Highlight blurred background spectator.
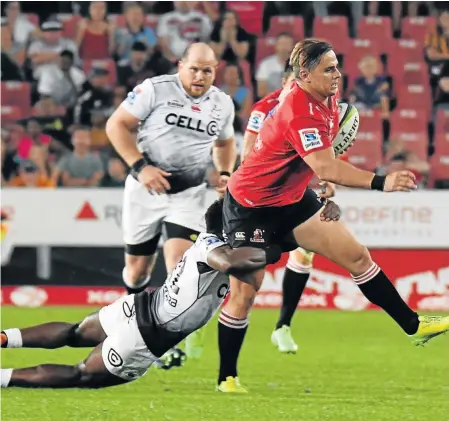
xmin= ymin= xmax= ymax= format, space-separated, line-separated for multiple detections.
xmin=56 ymin=127 xmax=104 ymax=187
xmin=117 ymin=40 xmax=174 ymax=91
xmin=349 ymin=55 xmax=390 ymax=118
xmin=76 ymin=1 xmax=115 ymax=60
xmin=157 ymin=1 xmax=212 ymax=61
xmin=1 ymin=1 xmax=448 ymax=189
xmin=115 ymin=2 xmax=157 ymax=60
xmin=210 ymin=10 xmax=250 ymax=62
xmin=37 ymin=50 xmax=86 ymax=108
xmin=255 ymin=32 xmax=293 ymax=98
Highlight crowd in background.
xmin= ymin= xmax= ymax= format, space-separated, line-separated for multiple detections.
xmin=1 ymin=1 xmax=449 ymax=189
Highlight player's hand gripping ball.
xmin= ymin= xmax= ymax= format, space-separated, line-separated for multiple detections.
xmin=334 ymin=103 xmax=359 ymax=156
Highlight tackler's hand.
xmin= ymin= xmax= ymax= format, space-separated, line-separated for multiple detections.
xmin=320 ymin=199 xmax=341 ymax=222
xmin=215 ymin=174 xmax=230 ymax=198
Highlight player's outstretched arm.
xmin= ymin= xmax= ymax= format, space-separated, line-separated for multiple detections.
xmin=207 ymin=245 xmax=282 ymax=287
xmin=303 ymin=148 xmax=417 ymax=192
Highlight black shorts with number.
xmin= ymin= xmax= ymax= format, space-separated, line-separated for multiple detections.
xmin=222 ymin=188 xmax=323 ymax=251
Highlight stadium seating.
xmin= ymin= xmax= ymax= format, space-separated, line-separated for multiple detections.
xmin=313 ymin=16 xmax=351 ymax=55
xmin=255 ymin=37 xmax=277 ymax=68
xmin=428 ymin=154 xmax=449 ymax=187
xmin=395 ymin=84 xmax=432 ymax=119
xmin=346 ymin=131 xmax=383 ymax=171
xmin=357 ymin=17 xmax=393 ymax=54
xmin=267 ymin=16 xmax=304 ymax=40
xmin=1 ymin=106 xmax=24 ymax=124
xmin=1 ymin=82 xmax=31 ymax=116
xmin=401 ymin=16 xmax=437 ymax=45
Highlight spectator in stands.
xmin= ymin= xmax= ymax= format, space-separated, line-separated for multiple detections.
xmin=74 ymin=68 xmax=113 ymax=127
xmin=434 ymin=60 xmax=449 ymax=111
xmin=157 ymin=1 xmax=213 ymax=61
xmin=219 ymin=62 xmax=252 ymax=120
xmin=56 ymin=128 xmax=104 ymax=188
xmin=4 ymin=1 xmax=38 ymax=47
xmin=1 ymin=128 xmax=20 ymax=182
xmin=314 ymin=1 xmax=363 ymax=37
xmin=1 ymin=16 xmax=26 ymax=68
xmin=89 ymin=109 xmax=109 ymax=151
xmin=117 ymin=41 xmax=174 ymax=92
xmin=27 ymin=21 xmax=78 ymax=79
xmin=37 ymin=50 xmax=86 ymax=108
xmin=7 ymin=159 xmax=54 ymax=188
xmin=349 ymin=56 xmax=390 ymax=119
xmin=17 ymin=118 xmax=67 ymax=161
xmin=256 ymin=32 xmax=293 ymax=99
xmin=425 ymin=8 xmax=449 ymax=65
xmin=115 ymin=2 xmax=157 ymax=60
xmin=76 ymin=1 xmax=115 ymax=60
xmin=101 ymin=157 xmax=128 ymax=187
xmin=112 ymin=86 xmax=126 ymax=108
xmin=33 ymin=97 xmax=67 ymax=118
xmin=209 ymin=10 xmax=250 ymax=62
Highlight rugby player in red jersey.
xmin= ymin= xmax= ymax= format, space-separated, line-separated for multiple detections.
xmin=241 ymin=62 xmax=341 ymax=354
xmin=215 ymin=39 xmax=449 ymax=393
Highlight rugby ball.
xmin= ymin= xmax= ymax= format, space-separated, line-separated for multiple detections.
xmin=334 ymin=103 xmax=359 ymax=155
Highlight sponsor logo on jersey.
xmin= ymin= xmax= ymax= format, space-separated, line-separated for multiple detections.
xmin=167 ymin=100 xmax=184 ymax=108
xmin=247 ymin=111 xmax=265 ymax=133
xmin=191 ymin=104 xmax=201 ymax=112
xmin=250 ymin=228 xmax=265 ymax=243
xmin=298 ymin=128 xmax=323 ymax=151
xmin=165 ymin=113 xmax=218 ymax=136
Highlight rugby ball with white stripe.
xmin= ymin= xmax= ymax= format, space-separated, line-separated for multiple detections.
xmin=334 ymin=103 xmax=359 ymax=155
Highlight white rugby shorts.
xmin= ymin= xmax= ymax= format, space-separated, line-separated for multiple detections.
xmin=122 ymin=175 xmax=212 ymax=246
xmin=99 ymin=295 xmax=157 ymax=381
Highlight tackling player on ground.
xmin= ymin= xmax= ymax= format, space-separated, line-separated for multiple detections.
xmin=0 ymin=200 xmax=285 ymax=389
xmin=215 ymin=39 xmax=449 ymax=393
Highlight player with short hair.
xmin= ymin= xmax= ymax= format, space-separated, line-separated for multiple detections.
xmin=105 ymin=43 xmax=236 ymax=358
xmin=0 ymin=199 xmax=285 ymax=389
xmin=215 ymin=39 xmax=449 ymax=393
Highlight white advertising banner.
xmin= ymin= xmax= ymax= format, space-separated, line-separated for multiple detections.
xmin=1 ymin=188 xmax=449 ymax=248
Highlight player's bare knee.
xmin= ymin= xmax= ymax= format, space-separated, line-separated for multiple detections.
xmin=348 ymin=246 xmax=372 ymax=276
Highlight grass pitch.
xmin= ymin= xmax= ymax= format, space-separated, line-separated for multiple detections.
xmin=1 ymin=307 xmax=448 ymax=421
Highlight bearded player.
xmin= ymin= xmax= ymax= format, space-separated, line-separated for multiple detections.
xmin=215 ymin=39 xmax=449 ymax=393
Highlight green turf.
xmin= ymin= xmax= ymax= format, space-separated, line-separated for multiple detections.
xmin=1 ymin=307 xmax=448 ymax=421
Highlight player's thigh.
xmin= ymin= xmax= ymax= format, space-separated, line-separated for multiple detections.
xmin=100 ymin=314 xmax=156 ymax=382
xmin=122 ymin=175 xmax=166 ymax=256
xmin=77 ymin=343 xmax=129 ymax=388
xmin=291 ymin=211 xmax=371 ymax=275
xmin=76 ymin=311 xmax=108 ymax=346
xmin=98 ymin=295 xmax=136 ymax=337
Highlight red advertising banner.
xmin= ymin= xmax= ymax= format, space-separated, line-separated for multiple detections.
xmin=2 ymin=250 xmax=448 ymax=311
